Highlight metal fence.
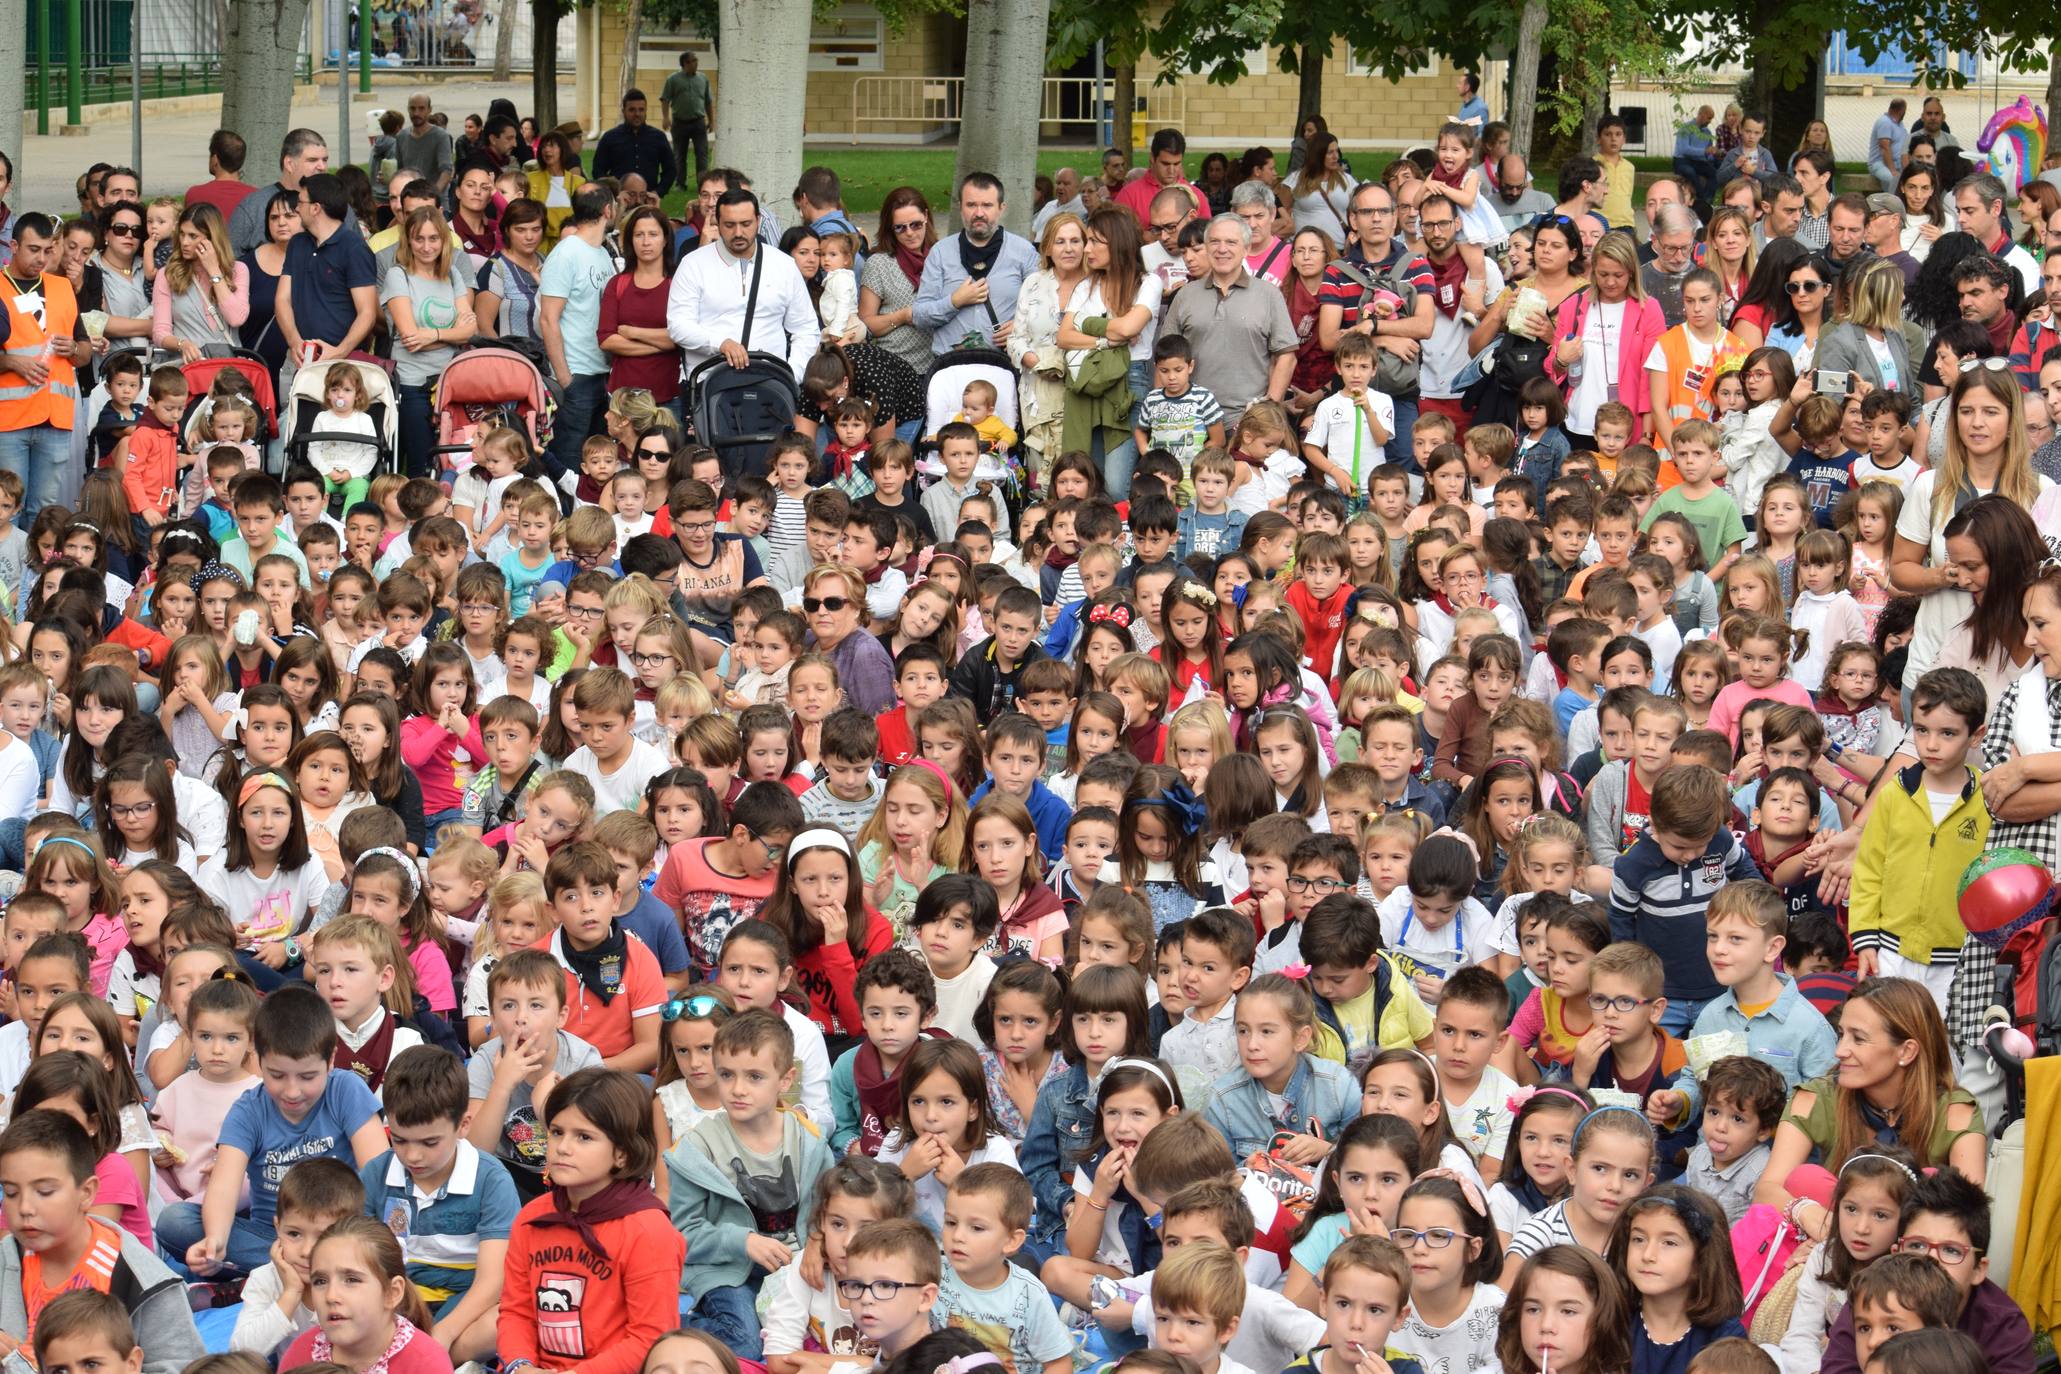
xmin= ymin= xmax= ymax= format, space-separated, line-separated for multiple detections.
xmin=317 ymin=0 xmax=574 ymax=71
xmin=26 ymin=0 xmax=268 ymax=131
xmin=848 ymin=74 xmax=1186 ymax=142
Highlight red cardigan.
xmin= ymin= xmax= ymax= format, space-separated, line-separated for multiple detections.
xmin=793 ymin=909 xmax=894 ymax=1039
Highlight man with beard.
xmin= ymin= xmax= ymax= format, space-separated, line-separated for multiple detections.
xmin=1492 ymin=154 xmax=1555 ymax=234
xmin=911 ymin=173 xmax=1039 ymax=353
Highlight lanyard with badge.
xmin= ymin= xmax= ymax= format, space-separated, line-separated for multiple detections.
xmin=1397 ymin=902 xmax=1464 ymax=980
xmin=3 ymin=271 xmax=45 ymax=332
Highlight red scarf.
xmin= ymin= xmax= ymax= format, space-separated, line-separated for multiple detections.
xmin=1427 ymin=249 xmax=1469 ymax=319
xmin=533 ymin=1179 xmax=667 ymax=1260
xmin=895 ymin=242 xmax=929 ymax=288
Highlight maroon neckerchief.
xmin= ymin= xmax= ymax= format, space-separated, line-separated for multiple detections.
xmin=532 ymin=1179 xmax=667 ymax=1260
xmin=1044 ymin=546 xmax=1076 ymax=572
xmin=334 ymin=1009 xmax=398 ymax=1092
xmin=1427 ymin=249 xmax=1468 ymax=319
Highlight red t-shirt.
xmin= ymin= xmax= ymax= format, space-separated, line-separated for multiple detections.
xmin=877 ymin=705 xmax=916 ymax=768
xmin=543 ymin=928 xmax=665 ymax=1059
xmin=183 ymin=179 xmax=256 ymax=219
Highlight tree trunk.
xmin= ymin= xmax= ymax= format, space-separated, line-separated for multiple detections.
xmin=717 ymin=0 xmax=811 ymax=219
xmin=618 ymin=0 xmax=644 ymax=108
xmin=492 ymin=0 xmax=519 ymax=82
xmin=1765 ymin=48 xmax=1821 ymax=163
xmin=530 ymin=1 xmax=559 ymax=131
xmin=1580 ymin=82 xmax=1607 ymax=155
xmin=1113 ymin=63 xmax=1134 ymax=161
xmin=1294 ymin=40 xmax=1323 ymax=145
xmin=957 ymin=0 xmax=1052 ymax=238
xmin=1507 ymin=0 xmax=1548 ymax=162
xmin=221 ymin=0 xmax=316 ymax=178
xmin=0 ymin=0 xmax=19 ymax=203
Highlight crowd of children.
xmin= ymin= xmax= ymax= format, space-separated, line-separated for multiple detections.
xmin=0 ymin=185 xmax=2045 ymax=1374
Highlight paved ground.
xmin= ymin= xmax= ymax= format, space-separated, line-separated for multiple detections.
xmin=13 ymin=78 xmax=570 ymax=209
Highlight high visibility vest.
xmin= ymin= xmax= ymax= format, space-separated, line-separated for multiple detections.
xmin=1657 ymin=325 xmax=1745 ymax=426
xmin=0 ymin=272 xmax=78 ymax=432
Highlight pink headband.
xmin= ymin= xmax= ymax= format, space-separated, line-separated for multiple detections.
xmin=907 ymin=758 xmax=955 ymax=803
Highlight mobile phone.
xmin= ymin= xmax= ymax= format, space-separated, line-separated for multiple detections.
xmin=1815 ymin=369 xmax=1851 ymax=395
xmin=1089 ymin=1275 xmax=1125 ymax=1311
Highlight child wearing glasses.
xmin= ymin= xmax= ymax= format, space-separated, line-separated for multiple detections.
xmin=1564 ymin=944 xmax=1688 ymax=1146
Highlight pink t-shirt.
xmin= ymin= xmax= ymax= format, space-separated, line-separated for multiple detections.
xmin=406 ymin=935 xmax=457 ymax=1014
xmin=77 ymin=912 xmax=128 ymax=1000
xmin=94 ymin=1151 xmax=150 ymax=1248
xmin=151 ymin=1070 xmax=262 ymax=1202
xmin=1706 ymin=677 xmax=1816 ymax=746
xmin=654 ymin=837 xmax=779 ymax=975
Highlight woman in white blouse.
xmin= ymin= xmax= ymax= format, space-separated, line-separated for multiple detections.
xmin=1008 ymin=212 xmax=1090 ymax=492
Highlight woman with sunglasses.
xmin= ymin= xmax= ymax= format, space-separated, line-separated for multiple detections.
xmin=89 ymin=201 xmax=153 ymax=349
xmin=1725 ymin=235 xmax=1808 ymax=350
xmin=803 ymin=564 xmax=895 ymax=716
xmin=860 ymin=186 xmax=940 ymax=371
xmin=1765 ymin=252 xmax=1833 ymax=369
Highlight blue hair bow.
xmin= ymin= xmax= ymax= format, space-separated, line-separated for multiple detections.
xmin=1138 ymin=780 xmax=1208 ymax=837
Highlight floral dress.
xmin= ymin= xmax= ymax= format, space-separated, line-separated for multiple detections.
xmin=979 ymin=1048 xmax=1068 ymax=1145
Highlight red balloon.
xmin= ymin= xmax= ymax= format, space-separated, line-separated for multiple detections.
xmin=1958 ymin=858 xmax=2055 ymax=947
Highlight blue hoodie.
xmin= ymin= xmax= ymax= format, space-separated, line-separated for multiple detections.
xmin=969 ymin=776 xmax=1070 ymax=863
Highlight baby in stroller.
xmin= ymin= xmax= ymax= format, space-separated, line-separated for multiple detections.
xmin=918 ymin=378 xmax=1017 ymax=491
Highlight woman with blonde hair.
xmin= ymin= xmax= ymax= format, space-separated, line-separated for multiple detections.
xmin=383 ymin=204 xmax=476 ymax=477
xmin=1009 ymin=210 xmax=1089 ymax=486
xmin=153 ymin=203 xmax=247 ymax=361
xmin=1537 ymin=229 xmax=1665 ymax=445
xmin=1891 ymin=362 xmax=2047 ymax=590
xmin=1701 ymin=204 xmax=1757 ymax=323
xmin=1814 ymin=258 xmax=1913 ymax=393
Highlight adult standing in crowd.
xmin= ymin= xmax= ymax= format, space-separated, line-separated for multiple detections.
xmin=1641 ymin=204 xmax=1699 ymax=326
xmin=1892 ymin=365 xmax=2049 ymax=608
xmin=1032 ymin=167 xmax=1084 ymax=239
xmin=152 ymin=204 xmax=249 ymax=363
xmin=528 ymin=132 xmax=586 ymax=237
xmin=804 ymin=564 xmax=895 ymax=716
xmin=473 ymin=199 xmax=547 ymax=340
xmin=1812 ymin=257 xmax=1914 ymax=394
xmin=592 ymin=90 xmax=675 ymax=199
xmin=1871 ymin=98 xmax=1911 ymax=192
xmin=1897 ymin=495 xmax=2041 ymax=712
xmin=539 ymin=186 xmax=622 ymax=475
xmin=184 ymin=130 xmax=255 ymax=220
xmin=1766 ymin=251 xmax=1834 ymax=368
xmin=1416 ymin=188 xmax=1504 ymax=429
xmin=238 ymin=190 xmax=301 ymax=377
xmin=0 ymin=214 xmax=86 ymax=520
xmin=661 ymin=53 xmax=713 ymax=188
xmin=383 ymin=206 xmax=477 ymax=476
xmin=1535 ymin=228 xmax=1661 ymax=446
xmin=667 ymin=189 xmax=820 ymax=381
xmin=1114 ymin=129 xmax=1207 ymax=231
xmin=448 ymin=162 xmax=501 ymax=260
xmin=858 ymin=188 xmax=939 ymax=373
xmin=1232 ymin=180 xmax=1291 ymax=286
xmin=397 ymin=94 xmax=456 ymax=195
xmin=1281 ymin=226 xmax=1338 ymax=414
xmin=1057 ymin=205 xmax=1158 ymax=496
xmin=276 ymin=174 xmax=379 ymax=390
xmin=1915 ymin=95 xmax=1962 ymax=152
xmin=1009 ymin=211 xmax=1088 ymax=488
xmin=1317 ymin=181 xmax=1435 ymax=467
xmin=1955 ymin=173 xmax=2040 ymax=292
xmin=1287 ymin=133 xmax=1357 ymax=240
xmin=601 ymin=205 xmax=687 ymax=420
xmin=1162 ymin=214 xmax=1297 ymax=433
xmin=912 ymin=174 xmax=1037 ymax=355
xmin=89 ymin=200 xmax=155 ymax=351
xmin=230 ymin=129 xmax=355 ymax=256
xmin=795 ymin=342 xmax=924 ymax=450
xmin=1490 ymin=156 xmax=1555 ymax=233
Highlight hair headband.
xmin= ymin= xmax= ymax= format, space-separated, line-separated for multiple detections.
xmin=1637 ymin=1191 xmax=1714 ymax=1243
xmin=35 ymin=835 xmax=97 ymax=863
xmin=189 ymin=561 xmax=244 ymax=597
xmin=906 ymin=758 xmax=955 ymax=803
xmin=934 ymin=1355 xmax=1003 ymax=1374
xmin=785 ymin=828 xmax=852 ymax=873
xmin=1575 ymin=1104 xmax=1649 ymax=1137
xmin=1840 ymin=1152 xmax=1919 ymax=1183
xmin=1103 ymin=1057 xmax=1175 ymax=1098
xmin=1506 ymin=1085 xmax=1591 ymax=1116
xmin=358 ymin=846 xmax=420 ymax=902
xmin=1402 ymin=1046 xmax=1441 ymax=1094
xmin=235 ymin=770 xmax=293 ymax=809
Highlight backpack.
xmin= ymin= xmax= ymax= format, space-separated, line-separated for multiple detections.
xmin=1731 ymin=1204 xmax=1807 ymax=1330
xmin=1326 ymin=257 xmax=1422 ymax=396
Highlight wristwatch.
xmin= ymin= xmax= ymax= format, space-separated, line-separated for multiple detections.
xmin=209 ymin=274 xmax=223 ymax=284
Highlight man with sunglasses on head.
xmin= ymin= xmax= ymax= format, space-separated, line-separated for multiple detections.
xmin=1316 ymin=180 xmax=1436 ymax=472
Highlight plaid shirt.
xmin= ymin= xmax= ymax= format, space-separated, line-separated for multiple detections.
xmin=1535 ymin=551 xmax=1581 ymax=606
xmin=1945 ymin=673 xmax=2061 ymax=1054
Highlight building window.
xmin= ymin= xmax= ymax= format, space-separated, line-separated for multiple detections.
xmin=1346 ymin=50 xmax=1440 ymax=79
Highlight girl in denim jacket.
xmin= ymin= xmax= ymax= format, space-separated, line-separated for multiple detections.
xmin=1019 ymin=964 xmax=1151 ymax=1264
xmin=1204 ymin=971 xmax=1361 ymax=1160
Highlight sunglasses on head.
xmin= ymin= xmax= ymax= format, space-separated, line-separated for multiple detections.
xmin=1960 ymin=356 xmax=2012 ymax=373
xmin=1785 ymin=279 xmax=1826 ymax=293
xmin=661 ymin=994 xmax=724 ymax=1022
xmin=802 ymin=595 xmax=852 ymax=613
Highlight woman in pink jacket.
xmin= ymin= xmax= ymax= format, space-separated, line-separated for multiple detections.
xmin=1543 ymin=230 xmax=1667 ymax=446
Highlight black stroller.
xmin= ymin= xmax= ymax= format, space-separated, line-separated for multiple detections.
xmin=685 ymin=254 xmax=800 ymax=479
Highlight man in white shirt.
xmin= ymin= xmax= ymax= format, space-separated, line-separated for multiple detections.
xmin=1417 ymin=189 xmax=1505 ymax=420
xmin=666 ymin=188 xmax=820 ymax=377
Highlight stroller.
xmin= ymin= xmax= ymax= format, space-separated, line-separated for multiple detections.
xmin=280 ymin=358 xmax=400 ymax=497
xmin=914 ymin=345 xmax=1025 ymax=519
xmin=177 ymin=349 xmax=281 ymax=451
xmin=431 ymin=342 xmax=557 ymax=474
xmin=688 ymin=348 xmax=798 ymax=481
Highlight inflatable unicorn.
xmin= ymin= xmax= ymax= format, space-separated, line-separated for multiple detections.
xmin=1975 ymin=95 xmax=2047 ymax=193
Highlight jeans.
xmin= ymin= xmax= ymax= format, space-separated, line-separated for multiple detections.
xmin=422 ymin=806 xmax=466 ymax=851
xmin=547 ymin=372 xmax=610 ymax=481
xmin=1672 ymin=155 xmax=1719 ymax=206
xmin=0 ymin=423 xmax=70 ymax=521
xmin=156 ymin=1202 xmax=277 ymax=1276
xmin=398 ymin=381 xmax=435 ymax=478
xmin=1659 ymin=996 xmax=1708 ymax=1037
xmin=686 ymin=1279 xmax=764 ymax=1360
xmin=673 ymin=119 xmax=710 ymax=184
xmin=1384 ymin=395 xmax=1420 ymax=473
xmin=1094 ymin=357 xmax=1154 ymax=499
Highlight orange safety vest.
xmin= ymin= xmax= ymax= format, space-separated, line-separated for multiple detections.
xmin=0 ymin=271 xmax=78 ymax=432
xmin=1656 ymin=324 xmax=1746 ymax=427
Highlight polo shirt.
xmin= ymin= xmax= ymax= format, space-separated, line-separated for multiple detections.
xmin=361 ymin=1140 xmax=521 ymax=1284
xmin=1160 ymin=269 xmax=1297 ymax=425
xmin=544 ymin=926 xmax=665 ymax=1058
xmin=283 ymin=226 xmax=379 ymax=350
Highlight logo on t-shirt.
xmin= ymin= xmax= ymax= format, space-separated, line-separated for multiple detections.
xmin=536 ymin=1273 xmax=588 ymax=1358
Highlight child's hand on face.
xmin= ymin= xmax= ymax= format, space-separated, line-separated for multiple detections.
xmin=270 ymin=1237 xmax=304 ymax=1306
xmin=933 ymin=1138 xmax=968 ymax=1187
xmin=900 ymin=1133 xmax=946 ymax=1180
xmin=1573 ymin=1023 xmax=1612 ymax=1079
xmin=1092 ymin=1144 xmax=1134 ymax=1201
xmin=1344 ymin=1196 xmax=1388 ymax=1238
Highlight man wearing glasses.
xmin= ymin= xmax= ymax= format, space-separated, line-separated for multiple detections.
xmin=1417 ymin=187 xmax=1505 ymax=427
xmin=1315 ymin=181 xmax=1436 ymax=471
xmin=1141 ymin=185 xmax=1199 ymax=291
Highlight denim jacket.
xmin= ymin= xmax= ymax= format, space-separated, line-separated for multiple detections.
xmin=1021 ymin=1060 xmax=1099 ymax=1231
xmin=1204 ymin=1053 xmax=1360 ymax=1158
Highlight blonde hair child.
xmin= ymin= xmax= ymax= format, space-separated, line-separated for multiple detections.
xmin=1358 ymin=810 xmax=1430 ymax=904
xmin=1491 ymin=814 xmax=1592 ymax=976
xmin=1165 ymin=700 xmax=1233 ymax=794
xmin=1072 ymin=887 xmax=1154 ymax=983
xmin=855 ymin=764 xmax=969 ymax=942
xmin=463 ymin=871 xmax=552 ymax=1048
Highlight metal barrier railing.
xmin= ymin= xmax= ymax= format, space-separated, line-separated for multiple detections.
xmin=848 ymin=74 xmax=1185 ymax=142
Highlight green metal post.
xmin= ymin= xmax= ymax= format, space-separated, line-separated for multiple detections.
xmin=63 ymin=0 xmax=81 ymax=127
xmin=359 ymin=0 xmax=371 ymax=92
xmin=36 ymin=0 xmax=49 ymax=136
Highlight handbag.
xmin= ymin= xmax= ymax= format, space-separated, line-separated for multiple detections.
xmin=1327 ymin=258 xmax=1421 ymax=395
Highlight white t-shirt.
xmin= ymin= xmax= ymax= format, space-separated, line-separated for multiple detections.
xmin=1850 ymin=452 xmax=1922 ymax=494
xmin=1305 ymin=390 xmax=1396 ymax=495
xmin=1896 ymin=468 xmax=2054 ymax=564
xmin=0 ymin=735 xmax=36 ymax=819
xmin=1230 ymin=448 xmax=1305 ymax=516
xmin=562 ymin=738 xmax=669 ymax=816
xmin=195 ymin=854 xmax=329 ymax=940
xmin=1393 ymin=1283 xmax=1507 ymax=1374
xmin=1067 ymin=273 xmax=1165 ymax=364
xmin=1446 ymin=1065 xmax=1518 ymax=1165
xmin=1376 ymin=889 xmax=1500 ymax=983
xmin=1567 ymin=299 xmax=1628 ymax=434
